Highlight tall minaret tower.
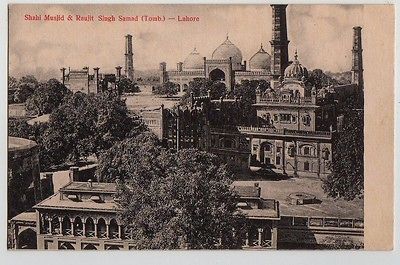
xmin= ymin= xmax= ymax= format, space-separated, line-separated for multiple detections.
xmin=125 ymin=34 xmax=134 ymax=81
xmin=351 ymin=26 xmax=364 ymax=90
xmin=270 ymin=4 xmax=290 ymax=88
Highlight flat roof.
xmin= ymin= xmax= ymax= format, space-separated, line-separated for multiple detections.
xmin=34 ymin=192 xmax=119 ymax=212
xmin=61 ymin=181 xmax=117 ymax=193
xmin=11 ymin=211 xmax=36 ymax=223
xmin=8 ymin=136 xmax=37 ymax=151
xmin=233 ymin=178 xmax=364 ymax=219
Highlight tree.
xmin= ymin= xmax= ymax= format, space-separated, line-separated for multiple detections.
xmin=322 ymin=109 xmax=364 ymax=200
xmin=233 ymin=79 xmax=269 ymax=125
xmin=117 ymin=77 xmax=140 ymax=94
xmin=96 ymin=135 xmax=245 ymax=249
xmin=152 ymin=81 xmax=179 ymax=97
xmin=8 ymin=76 xmax=19 ymax=104
xmin=306 ymin=69 xmax=339 ymax=91
xmin=180 ymin=78 xmax=227 ymax=107
xmin=13 ymin=75 xmax=39 ymax=103
xmin=39 ymin=91 xmax=146 ymax=168
xmin=26 ymin=79 xmax=71 ymax=116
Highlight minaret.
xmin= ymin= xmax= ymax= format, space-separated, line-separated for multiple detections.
xmin=125 ymin=34 xmax=134 ymax=81
xmin=351 ymin=26 xmax=364 ymax=90
xmin=270 ymin=4 xmax=290 ymax=87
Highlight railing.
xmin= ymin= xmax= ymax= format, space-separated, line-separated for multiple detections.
xmin=279 ymin=216 xmax=364 ymax=229
xmin=110 ymin=231 xmax=119 ymax=239
xmin=98 ymin=231 xmax=108 ymax=239
xmin=237 ymin=126 xmax=332 ymax=138
xmin=257 ymin=96 xmax=317 ymax=105
xmin=86 ymin=230 xmax=95 ymax=238
xmin=75 ymin=229 xmax=84 ymax=236
xmin=63 ymin=228 xmax=72 ymax=236
xmin=261 ymin=240 xmax=272 ymax=248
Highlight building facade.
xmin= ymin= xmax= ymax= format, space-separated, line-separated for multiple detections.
xmin=13 ymin=180 xmax=280 ymax=250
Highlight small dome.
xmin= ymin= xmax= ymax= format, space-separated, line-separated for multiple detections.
xmin=183 ymin=47 xmax=203 ymax=70
xmin=249 ymin=44 xmax=271 ymax=71
xmin=284 ymin=51 xmax=308 ymax=80
xmin=212 ymin=36 xmax=243 ymax=70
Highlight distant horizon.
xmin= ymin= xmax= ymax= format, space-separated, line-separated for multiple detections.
xmin=9 ymin=4 xmax=365 ymax=81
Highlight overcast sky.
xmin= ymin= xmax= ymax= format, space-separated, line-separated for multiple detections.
xmin=9 ymin=4 xmax=365 ymax=81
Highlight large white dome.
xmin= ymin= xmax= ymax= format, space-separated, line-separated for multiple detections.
xmin=212 ymin=36 xmax=243 ymax=69
xmin=249 ymin=44 xmax=271 ymax=71
xmin=183 ymin=47 xmax=203 ymax=70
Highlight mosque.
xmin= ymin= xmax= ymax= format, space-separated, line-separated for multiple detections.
xmin=159 ymin=39 xmax=274 ymax=93
xmin=158 ymin=5 xmax=290 ymax=92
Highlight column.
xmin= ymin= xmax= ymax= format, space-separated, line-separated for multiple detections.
xmin=106 ymin=223 xmax=110 ymax=239
xmin=59 ymin=217 xmax=63 ymax=235
xmin=118 ymin=225 xmax=122 ymax=239
xmin=48 ymin=218 xmax=52 ymax=234
xmin=71 ymin=218 xmax=74 ymax=236
xmin=257 ymin=228 xmax=263 ymax=246
xmin=83 ymin=220 xmax=86 ymax=237
xmin=245 ymin=232 xmax=249 ymax=247
xmin=94 ymin=222 xmax=98 ymax=237
xmin=271 ymin=225 xmax=278 ymax=249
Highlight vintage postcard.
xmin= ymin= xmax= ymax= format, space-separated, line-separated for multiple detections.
xmin=6 ymin=3 xmax=394 ymax=251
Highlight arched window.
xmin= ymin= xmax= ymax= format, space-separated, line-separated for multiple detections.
xmin=304 ymin=161 xmax=310 ymax=171
xmin=42 ymin=216 xmax=50 ymax=234
xmin=62 ymin=216 xmax=72 ymax=236
xmin=97 ymin=218 xmax=107 ymax=238
xmin=74 ymin=217 xmax=84 ymax=236
xmin=109 ymin=219 xmax=119 ymax=239
xmin=85 ymin=218 xmax=95 ymax=237
xmin=51 ymin=217 xmax=60 ymax=235
xmin=303 ymin=146 xmax=310 ymax=156
xmin=322 ymin=148 xmax=330 ymax=160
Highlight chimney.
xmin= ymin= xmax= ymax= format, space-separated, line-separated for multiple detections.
xmin=125 ymin=34 xmax=134 ymax=81
xmin=69 ymin=166 xmax=79 ymax=182
xmin=159 ymin=62 xmax=167 ymax=84
xmin=115 ymin=66 xmax=122 ymax=79
xmin=270 ymin=5 xmax=290 ymax=88
xmin=60 ymin=67 xmax=66 ymax=85
xmin=93 ymin=67 xmax=99 ymax=91
xmin=177 ymin=62 xmax=183 ymax=72
xmin=351 ymin=26 xmax=364 ymax=90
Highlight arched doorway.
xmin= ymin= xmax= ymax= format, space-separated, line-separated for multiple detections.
xmin=209 ymin=68 xmax=225 ymax=82
xmin=259 ymin=142 xmax=273 ymax=165
xmin=17 ymin=228 xmax=37 ymax=249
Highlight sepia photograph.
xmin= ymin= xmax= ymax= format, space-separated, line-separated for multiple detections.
xmin=6 ymin=3 xmax=394 ymax=252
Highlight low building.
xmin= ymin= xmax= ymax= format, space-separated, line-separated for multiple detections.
xmin=10 ymin=180 xmax=280 ymax=250
xmin=8 ymin=137 xmax=41 ymax=219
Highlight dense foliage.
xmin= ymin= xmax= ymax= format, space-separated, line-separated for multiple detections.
xmin=152 ymin=81 xmax=179 ymax=97
xmin=322 ymin=109 xmax=364 ymax=200
xmin=9 ymin=91 xmax=146 ymax=170
xmin=117 ymin=77 xmax=140 ymax=94
xmin=233 ymin=79 xmax=269 ymax=125
xmin=96 ymin=133 xmax=245 ymax=249
xmin=26 ymin=79 xmax=71 ymax=115
xmin=180 ymin=78 xmax=227 ymax=106
xmin=9 ymin=75 xmax=39 ymax=103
